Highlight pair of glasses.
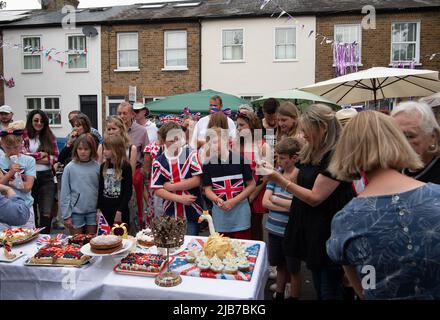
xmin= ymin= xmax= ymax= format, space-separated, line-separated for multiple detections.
xmin=33 ymin=119 xmax=44 ymax=124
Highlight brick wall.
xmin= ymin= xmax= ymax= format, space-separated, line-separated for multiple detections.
xmin=101 ymin=22 xmax=200 ymax=126
xmin=316 ymin=10 xmax=440 ymax=82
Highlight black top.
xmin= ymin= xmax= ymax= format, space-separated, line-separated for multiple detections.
xmin=284 ymin=152 xmax=355 ymax=270
xmin=402 ymin=156 xmax=440 ymax=184
xmin=58 ymin=134 xmax=100 ymax=166
xmin=202 ymin=151 xmax=253 ymax=201
xmin=97 ymin=161 xmax=133 ymax=217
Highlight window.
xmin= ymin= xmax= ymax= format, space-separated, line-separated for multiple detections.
xmin=117 ymin=33 xmax=138 ymax=69
xmin=222 ymin=29 xmax=243 ymax=61
xmin=144 ymin=97 xmax=165 ymax=104
xmin=164 ymin=31 xmax=187 ymax=69
xmin=67 ymin=35 xmax=87 ymax=69
xmin=275 ymin=28 xmax=296 ymax=60
xmin=107 ymin=96 xmax=125 ymax=116
xmin=391 ymin=22 xmax=420 ymax=63
xmin=26 ymin=97 xmax=61 ymax=125
xmin=241 ymin=96 xmax=263 ymax=101
xmin=22 ymin=36 xmax=42 ymax=71
xmin=334 ymin=24 xmax=362 ymax=64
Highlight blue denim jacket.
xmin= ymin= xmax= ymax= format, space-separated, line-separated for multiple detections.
xmin=327 ymin=183 xmax=440 ymax=299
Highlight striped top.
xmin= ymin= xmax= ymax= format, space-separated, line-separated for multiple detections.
xmin=265 ymin=181 xmax=292 ymax=237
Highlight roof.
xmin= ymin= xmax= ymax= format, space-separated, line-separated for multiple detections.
xmin=1 ymin=0 xmax=440 ymax=28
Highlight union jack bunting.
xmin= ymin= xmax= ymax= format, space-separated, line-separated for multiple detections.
xmin=150 ymin=146 xmax=203 ymax=221
xmin=211 ymin=174 xmax=245 ymax=201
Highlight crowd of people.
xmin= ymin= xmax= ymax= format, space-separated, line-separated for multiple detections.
xmin=0 ymin=94 xmax=440 ymax=300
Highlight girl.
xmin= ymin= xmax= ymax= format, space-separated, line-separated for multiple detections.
xmin=58 ymin=114 xmax=98 ymax=167
xmin=202 ymin=127 xmax=256 ymax=240
xmin=276 ymin=102 xmax=300 ymax=142
xmin=97 ymin=135 xmax=133 ymax=227
xmin=235 ymin=111 xmax=272 ymax=241
xmin=24 ymin=110 xmax=59 ymax=233
xmin=60 ymin=134 xmax=100 ymax=235
xmin=0 ymin=121 xmax=36 ymax=229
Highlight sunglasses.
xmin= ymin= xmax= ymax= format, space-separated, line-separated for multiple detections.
xmin=237 ymin=111 xmax=250 ymax=120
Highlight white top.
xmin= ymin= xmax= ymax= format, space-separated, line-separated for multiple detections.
xmin=190 ymin=115 xmax=237 ymax=148
xmin=144 ymin=120 xmax=158 ymax=144
xmin=29 ymin=138 xmax=51 ymax=171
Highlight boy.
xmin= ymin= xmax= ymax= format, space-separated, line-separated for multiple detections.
xmin=262 ymin=98 xmax=279 ymax=149
xmin=150 ymin=122 xmax=204 ymax=235
xmin=202 ymin=127 xmax=256 ymax=239
xmin=0 ymin=121 xmax=36 ymax=229
xmin=263 ymin=137 xmax=301 ymax=300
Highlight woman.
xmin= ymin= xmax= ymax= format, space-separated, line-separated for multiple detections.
xmin=259 ymin=104 xmax=355 ymax=300
xmin=58 ymin=114 xmax=98 ymax=167
xmin=276 ymin=102 xmax=300 ymax=142
xmin=24 ymin=110 xmax=59 ymax=233
xmin=235 ymin=111 xmax=271 ymax=241
xmin=327 ymin=110 xmax=440 ymax=299
xmin=391 ymin=101 xmax=440 ymax=183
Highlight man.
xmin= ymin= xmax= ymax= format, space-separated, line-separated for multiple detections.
xmin=0 ymin=184 xmax=31 ymax=230
xmin=67 ymin=110 xmax=103 ymax=144
xmin=261 ymin=98 xmax=279 ymax=149
xmin=190 ymin=95 xmax=237 ymax=149
xmin=133 ymin=102 xmax=158 ymax=143
xmin=0 ymin=105 xmax=14 ymax=131
xmin=117 ymin=102 xmax=149 ymax=228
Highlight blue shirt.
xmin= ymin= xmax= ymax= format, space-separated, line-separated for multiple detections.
xmin=0 ymin=155 xmax=36 ymax=207
xmin=0 ymin=194 xmax=30 ymax=228
xmin=265 ymin=181 xmax=292 ymax=237
xmin=327 ymin=183 xmax=440 ymax=300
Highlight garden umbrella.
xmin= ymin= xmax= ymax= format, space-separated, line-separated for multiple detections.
xmin=146 ymin=89 xmax=248 ymax=115
xmin=301 ymin=67 xmax=440 ymax=105
xmin=420 ymin=92 xmax=440 ymax=108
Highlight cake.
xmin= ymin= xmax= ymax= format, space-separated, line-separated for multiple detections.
xmin=118 ymin=253 xmax=167 ymax=273
xmin=3 ymin=241 xmax=16 ymax=260
xmin=204 ymin=233 xmax=233 ymax=260
xmin=90 ymin=235 xmax=123 ymax=254
xmin=136 ymin=228 xmax=154 ymax=247
xmin=68 ymin=234 xmax=95 ymax=246
xmin=0 ymin=228 xmax=34 ymax=242
xmin=30 ymin=244 xmax=89 ymax=266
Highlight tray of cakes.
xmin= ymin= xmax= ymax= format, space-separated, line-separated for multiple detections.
xmin=113 ymin=253 xmax=174 ymax=277
xmin=80 ymin=235 xmax=132 ymax=257
xmin=24 ymin=244 xmax=92 ymax=267
xmin=0 ymin=227 xmax=45 ymax=245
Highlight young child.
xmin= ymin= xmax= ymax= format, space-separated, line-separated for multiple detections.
xmin=97 ymin=135 xmax=133 ymax=227
xmin=262 ymin=137 xmax=301 ymax=300
xmin=60 ymin=134 xmax=100 ymax=235
xmin=0 ymin=121 xmax=36 ymax=229
xmin=202 ymin=127 xmax=256 ymax=239
xmin=150 ymin=122 xmax=204 ymax=236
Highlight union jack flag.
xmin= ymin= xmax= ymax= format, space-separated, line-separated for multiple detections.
xmin=97 ymin=212 xmax=111 ymax=235
xmin=150 ymin=146 xmax=203 ymax=221
xmin=211 ymin=174 xmax=245 ymax=201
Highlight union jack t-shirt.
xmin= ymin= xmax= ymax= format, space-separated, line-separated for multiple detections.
xmin=150 ymin=145 xmax=203 ymax=222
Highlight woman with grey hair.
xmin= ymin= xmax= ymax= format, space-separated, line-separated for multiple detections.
xmin=391 ymin=101 xmax=440 ymax=184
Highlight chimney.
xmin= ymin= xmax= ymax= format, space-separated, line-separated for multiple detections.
xmin=41 ymin=0 xmax=79 ymax=10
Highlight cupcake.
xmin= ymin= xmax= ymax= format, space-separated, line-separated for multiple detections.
xmin=185 ymin=250 xmax=199 ymax=263
xmin=210 ymin=261 xmax=224 ymax=273
xmin=197 ymin=260 xmax=211 ymax=271
xmin=237 ymin=258 xmax=250 ymax=271
xmin=224 ymin=262 xmax=238 ymax=274
xmin=209 ymin=254 xmax=222 ymax=265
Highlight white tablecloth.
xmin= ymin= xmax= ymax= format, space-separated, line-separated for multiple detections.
xmin=0 ymin=236 xmax=268 ymax=300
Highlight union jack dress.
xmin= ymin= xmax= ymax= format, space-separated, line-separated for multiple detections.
xmin=150 ymin=145 xmax=203 ymax=222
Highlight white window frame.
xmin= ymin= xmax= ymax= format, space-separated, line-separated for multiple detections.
xmin=66 ymin=34 xmax=88 ymax=72
xmin=221 ymin=28 xmax=245 ymax=63
xmin=106 ymin=96 xmax=126 ymax=117
xmin=333 ymin=24 xmax=362 ymax=66
xmin=273 ymin=27 xmax=297 ymax=62
xmin=25 ymin=96 xmax=62 ymax=127
xmin=390 ymin=21 xmax=421 ymax=65
xmin=116 ymin=32 xmax=139 ymax=71
xmin=22 ymin=35 xmax=42 ymax=73
xmin=163 ymin=30 xmax=188 ymax=71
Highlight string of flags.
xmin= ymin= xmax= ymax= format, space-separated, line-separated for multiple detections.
xmin=0 ymin=75 xmax=15 ymax=88
xmin=0 ymin=40 xmax=88 ymax=68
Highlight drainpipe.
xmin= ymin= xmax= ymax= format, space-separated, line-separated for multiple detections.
xmin=198 ymin=19 xmax=202 ymax=91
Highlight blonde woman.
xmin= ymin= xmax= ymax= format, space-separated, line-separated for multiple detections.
xmin=327 ymin=110 xmax=440 ymax=299
xmin=276 ymin=102 xmax=300 ymax=142
xmin=259 ymin=104 xmax=355 ymax=300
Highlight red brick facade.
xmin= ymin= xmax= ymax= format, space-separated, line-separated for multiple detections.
xmin=315 ymin=10 xmax=440 ymax=82
xmin=100 ymin=22 xmax=201 ymax=126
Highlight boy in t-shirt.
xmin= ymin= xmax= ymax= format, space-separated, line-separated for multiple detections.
xmin=0 ymin=122 xmax=36 ymax=229
xmin=150 ymin=122 xmax=204 ymax=236
xmin=263 ymin=137 xmax=301 ymax=300
xmin=202 ymin=127 xmax=256 ymax=239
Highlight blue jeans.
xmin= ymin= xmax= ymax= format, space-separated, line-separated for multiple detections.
xmin=311 ymin=266 xmax=344 ymax=300
xmin=186 ymin=220 xmax=200 ymax=236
